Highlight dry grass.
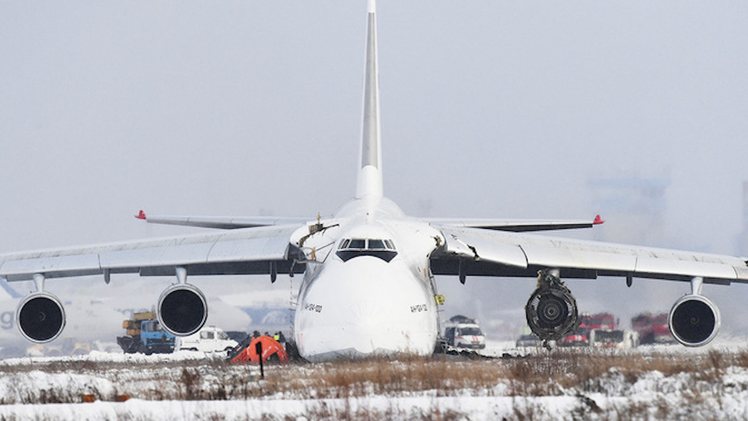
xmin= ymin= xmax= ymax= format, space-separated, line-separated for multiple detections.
xmin=1 ymin=348 xmax=747 ymax=404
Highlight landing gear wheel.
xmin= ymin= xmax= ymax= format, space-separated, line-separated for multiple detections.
xmin=525 ymin=269 xmax=579 ymax=345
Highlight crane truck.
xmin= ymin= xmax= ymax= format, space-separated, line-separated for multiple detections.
xmin=117 ymin=311 xmax=175 ymax=354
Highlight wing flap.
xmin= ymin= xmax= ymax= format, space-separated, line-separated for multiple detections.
xmin=0 ymin=254 xmax=102 ymax=279
xmin=634 ymin=256 xmax=739 ymax=280
xmin=520 ymin=241 xmax=637 ymax=273
xmin=99 ymin=242 xmax=215 ymax=270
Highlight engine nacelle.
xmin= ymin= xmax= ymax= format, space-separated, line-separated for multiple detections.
xmin=525 ymin=282 xmax=579 ymax=342
xmin=157 ymin=283 xmax=208 ymax=336
xmin=669 ymin=294 xmax=720 ymax=347
xmin=16 ymin=292 xmax=66 ymax=343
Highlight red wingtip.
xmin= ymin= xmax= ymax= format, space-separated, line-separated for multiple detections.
xmin=593 ymin=214 xmax=605 ymax=225
xmin=135 ymin=210 xmax=147 ymax=220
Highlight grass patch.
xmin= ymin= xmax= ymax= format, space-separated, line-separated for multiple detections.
xmin=1 ymin=348 xmax=748 ymax=404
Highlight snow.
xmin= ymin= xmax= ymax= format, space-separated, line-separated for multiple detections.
xmin=0 ymin=397 xmax=584 ymax=421
xmin=1 ymin=345 xmax=748 ymax=420
xmin=2 ymin=391 xmax=745 ymax=421
xmin=0 ymin=395 xmax=609 ymax=421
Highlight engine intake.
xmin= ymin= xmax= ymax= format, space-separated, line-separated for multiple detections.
xmin=157 ymin=283 xmax=208 ymax=336
xmin=16 ymin=292 xmax=66 ymax=343
xmin=525 ymin=270 xmax=579 ymax=342
xmin=669 ymin=294 xmax=720 ymax=347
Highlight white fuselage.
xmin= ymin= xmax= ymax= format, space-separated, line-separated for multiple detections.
xmin=292 ymin=197 xmax=442 ymax=361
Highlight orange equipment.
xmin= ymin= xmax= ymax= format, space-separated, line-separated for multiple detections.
xmin=231 ymin=335 xmax=289 ymax=364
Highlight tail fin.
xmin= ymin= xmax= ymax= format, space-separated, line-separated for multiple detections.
xmin=355 ymin=0 xmax=383 ymax=200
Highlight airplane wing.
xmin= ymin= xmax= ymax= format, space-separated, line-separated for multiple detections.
xmin=430 ymin=225 xmax=748 ymax=284
xmin=425 ymin=215 xmax=604 ymax=233
xmin=134 ymin=210 xmax=310 ymax=230
xmin=0 ymin=224 xmax=305 ymax=282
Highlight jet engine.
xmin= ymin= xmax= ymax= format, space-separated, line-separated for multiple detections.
xmin=668 ymin=294 xmax=720 ymax=347
xmin=157 ymin=283 xmax=208 ymax=336
xmin=16 ymin=292 xmax=66 ymax=343
xmin=525 ymin=269 xmax=579 ymax=342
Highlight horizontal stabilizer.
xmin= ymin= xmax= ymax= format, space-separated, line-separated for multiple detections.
xmin=428 ymin=215 xmax=604 ymax=232
xmin=135 ymin=210 xmax=309 ymax=230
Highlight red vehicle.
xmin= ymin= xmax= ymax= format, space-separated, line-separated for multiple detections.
xmin=559 ymin=313 xmax=617 ymax=347
xmin=559 ymin=326 xmax=590 ymax=347
xmin=632 ymin=313 xmax=675 ymax=345
xmin=582 ymin=313 xmax=617 ymax=331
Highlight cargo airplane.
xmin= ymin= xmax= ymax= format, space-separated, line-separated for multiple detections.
xmin=2 ymin=0 xmax=747 ymax=361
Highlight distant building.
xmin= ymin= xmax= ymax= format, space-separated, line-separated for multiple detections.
xmin=588 ymin=174 xmax=670 ymax=246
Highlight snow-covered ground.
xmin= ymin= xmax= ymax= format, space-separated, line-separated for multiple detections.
xmin=1 ymin=342 xmax=748 ymax=420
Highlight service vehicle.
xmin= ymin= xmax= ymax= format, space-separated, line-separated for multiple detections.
xmin=443 ymin=315 xmax=486 ymax=350
xmin=559 ymin=326 xmax=590 ymax=347
xmin=516 ymin=333 xmax=543 ymax=348
xmin=117 ymin=312 xmax=175 ymax=354
xmin=559 ymin=312 xmax=618 ymax=347
xmin=632 ymin=313 xmax=675 ymax=345
xmin=176 ymin=326 xmax=238 ymax=354
xmin=589 ymin=329 xmax=639 ymax=349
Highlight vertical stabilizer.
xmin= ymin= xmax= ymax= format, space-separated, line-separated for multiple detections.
xmin=355 ymin=0 xmax=384 ymax=200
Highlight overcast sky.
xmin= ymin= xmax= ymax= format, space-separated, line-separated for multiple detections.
xmin=1 ymin=2 xmax=747 ymax=341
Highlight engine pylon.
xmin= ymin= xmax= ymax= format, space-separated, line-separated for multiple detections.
xmin=525 ymin=269 xmax=579 ymax=344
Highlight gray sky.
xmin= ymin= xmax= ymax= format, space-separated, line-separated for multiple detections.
xmin=1 ymin=2 xmax=748 ymax=341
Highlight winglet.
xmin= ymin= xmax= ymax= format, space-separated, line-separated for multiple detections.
xmin=135 ymin=210 xmax=147 ymax=220
xmin=593 ymin=215 xmax=605 ymax=225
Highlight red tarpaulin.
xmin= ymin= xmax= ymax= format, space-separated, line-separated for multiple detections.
xmin=231 ymin=336 xmax=289 ymax=364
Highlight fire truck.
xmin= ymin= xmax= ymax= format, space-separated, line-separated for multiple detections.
xmin=559 ymin=312 xmax=617 ymax=347
xmin=632 ymin=313 xmax=675 ymax=345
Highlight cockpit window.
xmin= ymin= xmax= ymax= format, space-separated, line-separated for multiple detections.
xmin=337 ymin=238 xmax=397 ymax=262
xmin=348 ymin=239 xmax=367 ymax=249
xmin=339 ymin=238 xmax=396 ymax=251
xmin=368 ymin=239 xmax=386 ymax=249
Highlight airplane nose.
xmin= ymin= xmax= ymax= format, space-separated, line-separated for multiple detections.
xmin=295 ymin=257 xmax=437 ymax=360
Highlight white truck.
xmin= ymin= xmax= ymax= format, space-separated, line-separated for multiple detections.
xmin=443 ymin=315 xmax=486 ymax=350
xmin=589 ymin=329 xmax=639 ymax=349
xmin=176 ymin=326 xmax=239 ymax=355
